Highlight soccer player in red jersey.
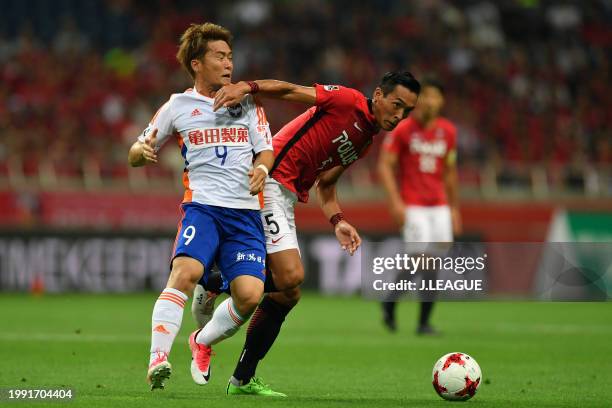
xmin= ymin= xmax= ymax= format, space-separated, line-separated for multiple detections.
xmin=378 ymin=77 xmax=461 ymax=334
xmin=200 ymin=71 xmax=420 ymax=395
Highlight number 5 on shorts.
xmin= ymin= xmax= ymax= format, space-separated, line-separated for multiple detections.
xmin=264 ymin=214 xmax=280 ymax=235
xmin=183 ymin=225 xmax=196 ymax=245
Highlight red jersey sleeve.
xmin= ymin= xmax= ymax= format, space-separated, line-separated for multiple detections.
xmin=314 ymin=84 xmax=356 ymax=111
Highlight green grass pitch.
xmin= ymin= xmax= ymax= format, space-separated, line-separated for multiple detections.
xmin=0 ymin=293 xmax=610 ymax=407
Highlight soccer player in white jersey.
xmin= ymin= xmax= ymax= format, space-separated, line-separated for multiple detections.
xmin=127 ymin=23 xmax=274 ymax=391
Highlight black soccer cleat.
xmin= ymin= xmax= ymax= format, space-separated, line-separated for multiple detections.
xmin=416 ymin=324 xmax=441 ymax=336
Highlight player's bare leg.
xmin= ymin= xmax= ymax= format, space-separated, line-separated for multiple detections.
xmin=148 ymin=256 xmax=203 ymax=390
xmin=264 ymin=249 xmax=304 ymax=291
xmin=190 ymin=275 xmax=263 ymax=385
xmin=166 ymin=256 xmax=204 ymax=295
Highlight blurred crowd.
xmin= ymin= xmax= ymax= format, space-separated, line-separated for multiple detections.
xmin=0 ymin=0 xmax=610 ymax=195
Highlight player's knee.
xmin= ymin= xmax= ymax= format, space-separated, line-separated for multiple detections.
xmin=274 ymin=263 xmax=304 ymax=290
xmin=168 ymin=257 xmax=204 ymax=294
xmin=233 ymin=291 xmax=262 ymax=317
xmin=230 ymin=274 xmax=264 ymax=316
xmin=287 ymin=269 xmax=304 ymax=289
xmin=168 ymin=271 xmax=198 ymax=295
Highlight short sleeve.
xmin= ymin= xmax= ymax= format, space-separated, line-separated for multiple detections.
xmin=136 ymin=98 xmax=175 ymax=149
xmin=314 ymin=84 xmax=356 ymax=111
xmin=246 ymin=96 xmax=273 ymax=154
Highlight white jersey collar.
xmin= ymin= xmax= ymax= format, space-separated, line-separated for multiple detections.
xmin=192 ymin=87 xmax=215 ymax=103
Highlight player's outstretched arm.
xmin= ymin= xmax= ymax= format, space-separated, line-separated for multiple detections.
xmin=214 ymin=80 xmax=316 ymax=111
xmin=248 ymin=150 xmax=275 ymax=195
xmin=315 ymin=166 xmax=362 ymax=255
xmin=128 ymin=128 xmax=158 ymax=167
xmin=443 ymin=151 xmax=462 ymax=235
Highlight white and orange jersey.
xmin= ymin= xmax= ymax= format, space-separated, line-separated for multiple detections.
xmin=137 ymin=88 xmax=272 ymax=210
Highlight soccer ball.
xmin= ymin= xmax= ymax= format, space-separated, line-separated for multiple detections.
xmin=432 ymin=352 xmax=482 ymax=401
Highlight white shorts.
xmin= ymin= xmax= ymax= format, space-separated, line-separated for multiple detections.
xmin=402 ymin=205 xmax=453 ymax=254
xmin=260 ymin=178 xmax=300 ymax=254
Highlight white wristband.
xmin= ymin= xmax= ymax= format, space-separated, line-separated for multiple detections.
xmin=256 ymin=164 xmax=269 ymax=176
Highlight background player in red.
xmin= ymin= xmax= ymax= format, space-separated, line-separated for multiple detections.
xmin=378 ymin=77 xmax=461 ymax=334
xmin=203 ymin=71 xmax=421 ymax=395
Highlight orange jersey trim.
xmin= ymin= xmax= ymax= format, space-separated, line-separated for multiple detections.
xmin=254 ymin=97 xmax=268 ymax=125
xmin=182 ymin=171 xmax=193 ymax=202
xmin=175 ymin=133 xmax=193 ymax=203
xmin=258 ymin=191 xmax=264 ymax=209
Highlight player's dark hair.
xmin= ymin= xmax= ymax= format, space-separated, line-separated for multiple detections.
xmin=420 ymin=76 xmax=445 ymax=94
xmin=176 ymin=22 xmax=233 ymax=79
xmin=379 ymin=71 xmax=421 ymax=96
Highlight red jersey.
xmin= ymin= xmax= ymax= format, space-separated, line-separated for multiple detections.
xmin=270 ymin=84 xmax=378 ymax=202
xmin=382 ymin=116 xmax=457 ymax=206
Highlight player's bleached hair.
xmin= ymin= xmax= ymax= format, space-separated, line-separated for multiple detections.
xmin=176 ymin=22 xmax=233 ymax=79
xmin=379 ymin=71 xmax=421 ymax=96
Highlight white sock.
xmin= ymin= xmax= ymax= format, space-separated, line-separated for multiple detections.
xmin=196 ymin=297 xmax=247 ymax=346
xmin=149 ymin=288 xmax=188 ymax=365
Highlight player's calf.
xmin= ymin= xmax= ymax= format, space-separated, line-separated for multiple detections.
xmin=268 ymin=286 xmax=301 ymax=308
